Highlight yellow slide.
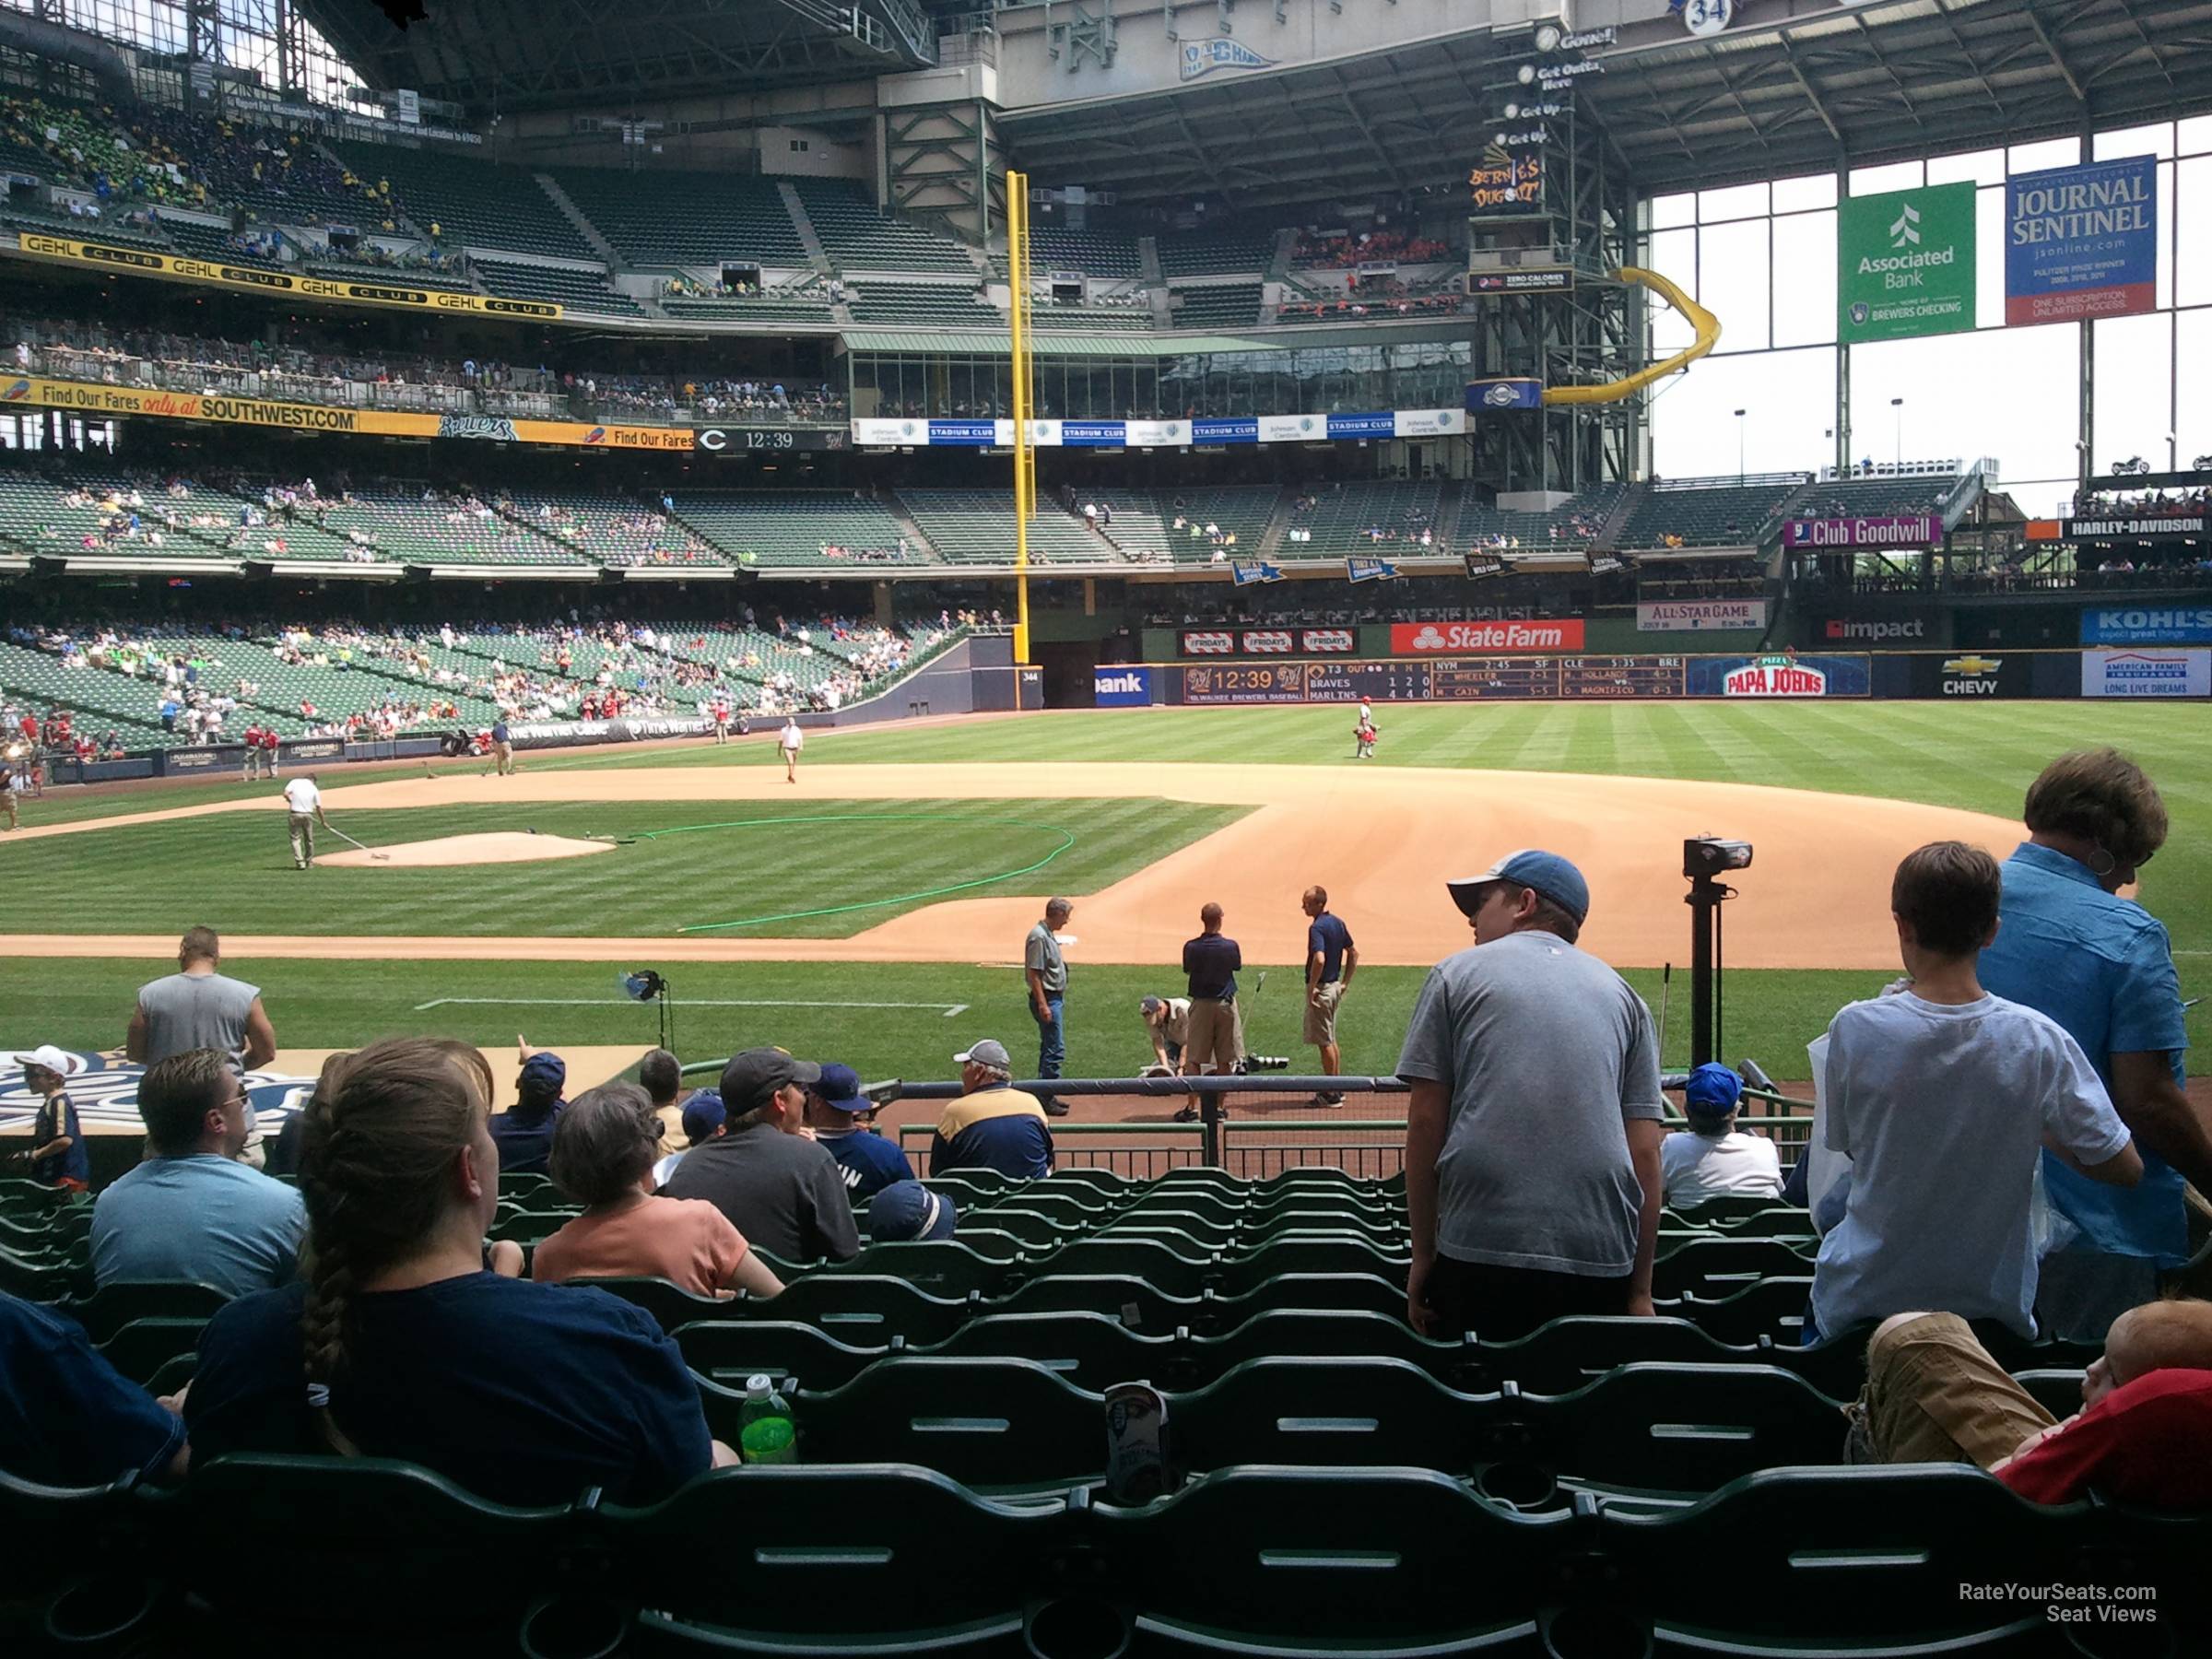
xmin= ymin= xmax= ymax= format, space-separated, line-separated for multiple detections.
xmin=1541 ymin=266 xmax=1721 ymax=406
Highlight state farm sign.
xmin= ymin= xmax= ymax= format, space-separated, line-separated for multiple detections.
xmin=1723 ymin=660 xmax=1830 ymax=697
xmin=1392 ymin=618 xmax=1584 ymax=653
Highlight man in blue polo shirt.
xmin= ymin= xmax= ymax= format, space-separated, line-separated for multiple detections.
xmin=1302 ymin=885 xmax=1359 ymax=1106
xmin=805 ymin=1062 xmax=913 ymax=1198
xmin=930 ymin=1040 xmax=1053 ymax=1179
xmin=1977 ymin=749 xmax=2210 ymax=1342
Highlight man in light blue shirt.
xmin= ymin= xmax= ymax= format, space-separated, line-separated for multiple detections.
xmin=92 ymin=1049 xmax=305 ymax=1298
xmin=1975 ymin=750 xmax=2208 ymax=1341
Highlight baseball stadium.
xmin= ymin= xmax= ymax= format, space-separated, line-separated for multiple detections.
xmin=2 ymin=0 xmax=2211 ymax=1651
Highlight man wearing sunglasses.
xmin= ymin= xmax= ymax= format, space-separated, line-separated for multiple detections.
xmin=90 ymin=1048 xmax=306 ymax=1297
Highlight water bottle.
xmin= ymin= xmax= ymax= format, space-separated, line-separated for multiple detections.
xmin=738 ymin=1372 xmax=798 ymax=1465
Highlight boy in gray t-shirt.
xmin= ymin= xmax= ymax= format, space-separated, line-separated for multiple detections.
xmin=1397 ymin=851 xmax=1666 ymax=1342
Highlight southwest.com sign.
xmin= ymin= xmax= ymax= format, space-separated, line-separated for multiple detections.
xmin=1093 ymin=667 xmax=1154 ymax=707
xmin=1391 ymin=619 xmax=1585 ymax=653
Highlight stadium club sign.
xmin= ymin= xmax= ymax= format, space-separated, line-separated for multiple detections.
xmin=2080 ymin=606 xmax=2212 ymax=646
xmin=1391 ymin=618 xmax=1585 ymax=653
xmin=1783 ymin=514 xmax=1940 ymax=548
xmin=849 ymin=410 xmax=1463 ymax=448
xmin=1636 ymin=598 xmax=1768 ymax=632
xmin=2006 ymin=157 xmax=2157 ymax=327
xmin=1837 ymin=182 xmax=1976 ymax=344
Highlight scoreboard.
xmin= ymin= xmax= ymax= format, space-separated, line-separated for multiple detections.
xmin=1306 ymin=662 xmax=1432 ymax=702
xmin=1430 ymin=657 xmax=1559 ymax=700
xmin=1557 ymin=656 xmax=1687 ymax=698
xmin=1181 ymin=664 xmax=1309 ymax=704
xmin=1171 ymin=654 xmax=1754 ymax=703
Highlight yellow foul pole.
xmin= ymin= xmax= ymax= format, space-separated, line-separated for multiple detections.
xmin=1008 ymin=170 xmax=1033 ymax=670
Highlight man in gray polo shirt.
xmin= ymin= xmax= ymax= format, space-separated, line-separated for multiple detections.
xmin=1396 ymin=850 xmax=1667 ymax=1342
xmin=660 ymin=1047 xmax=861 ymax=1264
xmin=1024 ymin=898 xmax=1074 ymax=1117
xmin=127 ymin=926 xmax=276 ymax=1070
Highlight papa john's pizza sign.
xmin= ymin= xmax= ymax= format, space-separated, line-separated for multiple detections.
xmin=1722 ymin=657 xmax=1829 ymax=697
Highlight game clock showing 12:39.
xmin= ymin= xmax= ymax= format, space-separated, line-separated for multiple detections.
xmin=1181 ymin=665 xmax=1308 ymax=703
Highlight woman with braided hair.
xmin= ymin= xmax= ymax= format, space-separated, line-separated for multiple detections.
xmin=185 ymin=1037 xmax=733 ymax=1503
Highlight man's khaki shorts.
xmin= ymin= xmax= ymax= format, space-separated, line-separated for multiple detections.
xmin=1303 ymin=980 xmax=1346 ymax=1045
xmin=1853 ymin=1311 xmax=2057 ymax=1468
xmin=1183 ymin=998 xmax=1238 ymax=1075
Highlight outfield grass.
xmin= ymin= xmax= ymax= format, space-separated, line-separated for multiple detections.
xmin=0 ymin=797 xmax=1243 ymax=937
xmin=0 ymin=955 xmax=1927 ymax=1085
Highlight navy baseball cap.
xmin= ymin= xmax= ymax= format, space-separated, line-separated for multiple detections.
xmin=518 ymin=1052 xmax=567 ymax=1095
xmin=680 ymin=1089 xmax=727 ymax=1143
xmin=720 ymin=1047 xmax=821 ymax=1112
xmin=1447 ymin=850 xmax=1591 ymax=926
xmin=869 ymin=1180 xmax=957 ymax=1241
xmin=815 ymin=1063 xmax=869 ymax=1112
xmin=1684 ymin=1063 xmax=1745 ymax=1116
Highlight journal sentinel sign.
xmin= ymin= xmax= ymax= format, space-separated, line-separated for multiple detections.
xmin=2006 ymin=156 xmax=2157 ymax=326
xmin=2080 ymin=607 xmax=2212 ymax=646
xmin=1093 ymin=667 xmax=1154 ymax=707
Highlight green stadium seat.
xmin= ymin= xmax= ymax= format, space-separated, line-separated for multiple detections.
xmin=1665 ymin=1276 xmax=1813 ymax=1346
xmin=92 ymin=1317 xmax=208 ymax=1388
xmin=818 ymin=1238 xmax=1021 ymax=1297
xmin=733 ymin=1274 xmax=971 ymax=1347
xmin=563 ymin=1276 xmax=726 ymax=1333
xmin=1651 ymin=1237 xmax=1816 ymax=1300
xmin=61 ymin=1280 xmax=229 ymax=1344
xmin=1614 ymin=476 xmax=1806 ymax=551
xmin=677 ymin=1320 xmax=895 ymax=1393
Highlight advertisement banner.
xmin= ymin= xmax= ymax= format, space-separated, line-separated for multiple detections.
xmin=509 ymin=716 xmax=714 ymax=748
xmin=1688 ymin=653 xmax=1872 ymax=698
xmin=1192 ymin=417 xmax=1258 ymax=445
xmin=1391 ymin=618 xmax=1586 ymax=653
xmin=1783 ymin=515 xmax=1939 ymax=549
xmin=1259 ymin=413 xmax=1328 ymax=443
xmin=1906 ymin=652 xmax=2031 ymax=699
xmin=2081 ymin=649 xmax=2212 ymax=698
xmin=1468 ymin=153 xmax=1544 ymax=214
xmin=1179 ymin=664 xmax=1308 ymax=704
xmin=2006 ymin=156 xmax=2157 ymax=327
xmin=1325 ymin=412 xmax=1397 ymax=440
xmin=695 ymin=426 xmax=844 ymax=453
xmin=1181 ymin=630 xmax=1237 ymax=655
xmin=12 ymin=231 xmax=561 ymax=319
xmin=925 ymin=418 xmax=1000 ymax=447
xmin=1345 ymin=558 xmax=1397 ymax=583
xmin=1240 ymin=629 xmax=1294 ymax=654
xmin=1466 ymin=377 xmax=1544 ymax=412
xmin=2080 ymin=606 xmax=2212 ymax=645
xmin=1838 ymin=182 xmax=1977 ymax=343
xmin=1300 ymin=629 xmax=1357 ymax=653
xmin=1058 ymin=419 xmax=1126 ymax=447
xmin=1636 ymin=598 xmax=1767 ymax=632
xmin=2028 ymin=515 xmax=2207 ymax=543
xmin=447 ymin=415 xmax=693 ymax=451
xmin=1821 ymin=616 xmax=1931 ymax=644
xmin=1392 ymin=408 xmax=1465 ymax=438
xmin=1092 ymin=666 xmax=1154 ymax=707
xmin=1469 ymin=268 xmax=1573 ymax=296
xmin=1124 ymin=419 xmax=1188 ymax=448
xmin=852 ymin=417 xmax=925 ymax=445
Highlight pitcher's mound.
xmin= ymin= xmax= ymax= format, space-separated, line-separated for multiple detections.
xmin=320 ymin=831 xmax=618 ymax=868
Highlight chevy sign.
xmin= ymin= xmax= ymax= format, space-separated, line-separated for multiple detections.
xmin=1093 ymin=667 xmax=1154 ymax=707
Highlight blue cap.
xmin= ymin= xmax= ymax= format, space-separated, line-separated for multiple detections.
xmin=815 ymin=1063 xmax=868 ymax=1112
xmin=868 ymin=1180 xmax=957 ymax=1242
xmin=1447 ymin=849 xmax=1591 ymax=926
xmin=1685 ymin=1063 xmax=1744 ymax=1115
xmin=680 ymin=1089 xmax=727 ymax=1143
xmin=518 ymin=1052 xmax=566 ymax=1101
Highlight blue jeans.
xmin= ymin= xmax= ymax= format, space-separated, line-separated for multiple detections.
xmin=1034 ymin=995 xmax=1065 ymax=1091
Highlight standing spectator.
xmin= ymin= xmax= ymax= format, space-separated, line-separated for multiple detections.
xmin=1812 ymin=843 xmax=2139 ymax=1342
xmin=660 ymin=1049 xmax=860 ymax=1264
xmin=127 ymin=926 xmax=276 ymax=1071
xmin=803 ymin=1062 xmax=913 ymax=1199
xmin=184 ymin=1039 xmax=734 ymax=1500
xmin=653 ymin=1090 xmax=724 ymax=1189
xmin=1024 ymin=899 xmax=1074 ymax=1117
xmin=1659 ymin=1063 xmax=1783 ymax=1209
xmin=532 ymin=1083 xmax=784 ymax=1300
xmin=489 ymin=1041 xmax=567 ymax=1175
xmin=1177 ymin=902 xmax=1242 ymax=1123
xmin=0 ymin=1291 xmax=189 ymax=1486
xmin=6 ymin=1045 xmax=88 ymax=1192
xmin=1396 ymin=852 xmax=1667 ymax=1341
xmin=282 ymin=771 xmax=329 ymax=870
xmin=930 ymin=1039 xmax=1054 ymax=1179
xmin=1975 ymin=750 xmax=2209 ymax=1342
xmin=1301 ymin=886 xmax=1358 ymax=1105
xmin=778 ymin=716 xmax=803 ymax=783
xmin=91 ymin=1048 xmax=305 ymax=1296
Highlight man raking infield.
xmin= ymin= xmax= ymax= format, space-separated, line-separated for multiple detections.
xmin=281 ymin=772 xmax=333 ymax=870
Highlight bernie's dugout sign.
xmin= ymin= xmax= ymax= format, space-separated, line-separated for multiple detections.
xmin=0 ymin=1050 xmax=310 ymax=1135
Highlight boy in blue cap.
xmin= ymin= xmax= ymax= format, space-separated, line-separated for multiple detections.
xmin=804 ymin=1063 xmax=913 ymax=1199
xmin=1659 ymin=1062 xmax=1783 ymax=1210
xmin=868 ymin=1180 xmax=958 ymax=1242
xmin=489 ymin=1038 xmax=567 ymax=1175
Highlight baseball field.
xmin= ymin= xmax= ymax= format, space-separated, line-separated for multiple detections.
xmin=3 ymin=700 xmax=2206 ymax=1084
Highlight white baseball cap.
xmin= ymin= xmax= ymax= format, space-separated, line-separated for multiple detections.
xmin=11 ymin=1045 xmax=86 ymax=1077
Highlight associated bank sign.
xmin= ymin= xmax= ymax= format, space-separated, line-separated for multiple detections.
xmin=1093 ymin=667 xmax=1154 ymax=707
xmin=2081 ymin=606 xmax=2212 ymax=646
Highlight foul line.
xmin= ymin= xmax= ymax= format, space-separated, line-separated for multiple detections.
xmin=414 ymin=996 xmax=970 ymax=1018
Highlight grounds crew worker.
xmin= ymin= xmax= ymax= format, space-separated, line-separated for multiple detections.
xmin=284 ymin=772 xmax=332 ymax=870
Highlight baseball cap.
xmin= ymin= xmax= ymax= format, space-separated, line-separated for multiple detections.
xmin=1684 ymin=1062 xmax=1745 ymax=1116
xmin=1140 ymin=996 xmax=1165 ymax=1017
xmin=814 ymin=1063 xmax=869 ymax=1112
xmin=1447 ymin=849 xmax=1591 ymax=926
xmin=10 ymin=1044 xmax=85 ymax=1078
xmin=720 ymin=1046 xmax=821 ymax=1112
xmin=518 ymin=1052 xmax=567 ymax=1093
xmin=954 ymin=1039 xmax=1010 ymax=1069
xmin=679 ymin=1089 xmax=727 ymax=1143
xmin=868 ymin=1180 xmax=958 ymax=1242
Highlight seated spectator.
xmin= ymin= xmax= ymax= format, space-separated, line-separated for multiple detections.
xmin=488 ymin=1040 xmax=566 ymax=1174
xmin=1812 ymin=843 xmax=2141 ymax=1343
xmin=532 ymin=1084 xmax=782 ymax=1300
xmin=1853 ymin=1300 xmax=2212 ymax=1507
xmin=185 ymin=1038 xmax=732 ymax=1502
xmin=804 ymin=1062 xmax=913 ymax=1199
xmin=653 ymin=1088 xmax=724 ymax=1189
xmin=930 ymin=1040 xmax=1055 ymax=1180
xmin=90 ymin=1048 xmax=306 ymax=1296
xmin=0 ymin=1290 xmax=189 ymax=1486
xmin=868 ymin=1180 xmax=959 ymax=1242
xmin=660 ymin=1049 xmax=860 ymax=1264
xmin=1660 ymin=1063 xmax=1783 ymax=1209
xmin=638 ymin=1047 xmax=685 ymax=1123
xmin=6 ymin=1044 xmax=88 ymax=1192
